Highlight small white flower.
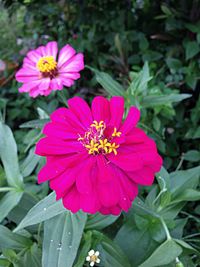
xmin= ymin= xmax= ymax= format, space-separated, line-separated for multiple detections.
xmin=86 ymin=249 xmax=100 ymax=266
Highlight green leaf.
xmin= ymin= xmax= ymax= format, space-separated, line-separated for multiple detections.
xmin=20 ymin=243 xmax=42 ymax=267
xmin=185 ymin=41 xmax=200 ymax=60
xmin=15 ymin=192 xmax=65 ymax=231
xmin=115 ymin=221 xmax=156 ymax=266
xmin=139 ymin=239 xmax=182 ymax=267
xmin=0 ymin=191 xmax=23 ymax=223
xmin=171 ymin=189 xmax=200 ymax=203
xmin=0 ymin=225 xmax=32 ymax=250
xmin=20 ymin=148 xmax=40 ymax=177
xmin=141 ymin=94 xmax=191 ymax=108
xmin=88 ymin=66 xmax=124 ymax=96
xmin=95 ymin=232 xmax=131 ymax=267
xmin=166 ymin=58 xmax=182 ymax=71
xmin=0 ymin=258 xmax=10 ymax=267
xmin=128 ymin=62 xmax=152 ymax=95
xmin=42 ymin=211 xmax=87 ymax=267
xmin=20 ymin=119 xmax=49 ymax=129
xmin=74 ymin=231 xmax=92 ymax=267
xmin=183 ymin=150 xmax=200 ymax=162
xmin=0 ymin=122 xmax=23 ymax=188
xmin=86 ymin=213 xmax=119 ymax=230
xmin=170 ymin=166 xmax=200 ymax=197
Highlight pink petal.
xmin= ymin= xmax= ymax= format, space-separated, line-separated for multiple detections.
xmin=43 ymin=122 xmax=78 ymax=140
xmin=23 ymin=57 xmax=37 ymax=70
xmin=50 ymin=168 xmax=77 ymax=200
xmin=128 ymin=166 xmax=155 ymax=186
xmin=68 ymin=97 xmax=93 ymax=129
xmin=80 ymin=193 xmax=100 ymax=214
xmin=91 ymin=96 xmax=110 ymax=123
xmin=58 ymin=72 xmax=80 ymax=80
xmin=97 ymin=166 xmax=120 ymax=207
xmin=120 ymin=106 xmax=140 ymax=134
xmin=35 ymin=137 xmax=83 ymax=156
xmin=109 ymin=96 xmax=124 ymax=128
xmin=37 ymin=157 xmax=67 ymax=183
xmin=107 ymin=152 xmax=143 ymax=171
xmin=18 ymin=80 xmax=41 ymax=93
xmin=96 ymin=155 xmax=113 ymax=183
xmin=59 ymin=53 xmax=84 ymax=72
xmin=58 ymin=44 xmax=76 ymax=68
xmin=60 ymin=78 xmax=74 ymax=87
xmin=62 ymin=186 xmax=80 ymax=213
xmin=26 ymin=50 xmax=41 ymax=63
xmin=45 ymin=41 xmax=58 ymax=59
xmin=50 ymin=78 xmax=63 ymax=91
xmin=50 ymin=107 xmax=85 ymax=133
xmin=38 ymin=78 xmax=51 ymax=92
xmin=15 ymin=68 xmax=40 ymax=83
xmin=76 ymin=157 xmax=96 ymax=194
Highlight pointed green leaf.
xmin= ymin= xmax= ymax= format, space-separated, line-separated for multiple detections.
xmin=139 ymin=239 xmax=182 ymax=267
xmin=0 ymin=191 xmax=23 ymax=223
xmin=0 ymin=122 xmax=23 ymax=188
xmin=15 ymin=192 xmax=65 ymax=231
xmin=42 ymin=212 xmax=87 ymax=267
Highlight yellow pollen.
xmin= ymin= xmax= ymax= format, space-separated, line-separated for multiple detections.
xmin=90 ymin=255 xmax=98 ymax=262
xmin=78 ymin=120 xmax=121 ymax=156
xmin=108 ymin=142 xmax=119 ymax=155
xmin=90 ymin=120 xmax=104 ymax=130
xmin=37 ymin=56 xmax=57 ymax=73
xmin=85 ymin=140 xmax=99 ymax=155
xmin=112 ymin=127 xmax=121 ymax=137
xmin=98 ymin=139 xmax=111 ymax=153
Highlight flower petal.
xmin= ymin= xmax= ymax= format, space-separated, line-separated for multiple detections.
xmin=91 ymin=96 xmax=110 ymax=123
xmin=58 ymin=44 xmax=76 ymax=68
xmin=120 ymin=106 xmax=140 ymax=134
xmin=15 ymin=68 xmax=40 ymax=83
xmin=109 ymin=96 xmax=124 ymax=128
xmin=35 ymin=137 xmax=83 ymax=156
xmin=68 ymin=97 xmax=93 ymax=128
xmin=59 ymin=53 xmax=84 ymax=72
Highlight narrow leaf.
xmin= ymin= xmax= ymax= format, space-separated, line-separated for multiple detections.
xmin=0 ymin=122 xmax=23 ymax=188
xmin=139 ymin=239 xmax=182 ymax=267
xmin=15 ymin=192 xmax=65 ymax=231
xmin=42 ymin=211 xmax=87 ymax=267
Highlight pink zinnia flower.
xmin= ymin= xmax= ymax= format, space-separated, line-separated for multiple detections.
xmin=35 ymin=96 xmax=162 ymax=215
xmin=15 ymin=41 xmax=84 ymax=97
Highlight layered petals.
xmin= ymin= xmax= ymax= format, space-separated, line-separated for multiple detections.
xmin=15 ymin=41 xmax=84 ymax=97
xmin=35 ymin=96 xmax=162 ymax=215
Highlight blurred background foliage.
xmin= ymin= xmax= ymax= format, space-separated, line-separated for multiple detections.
xmin=0 ymin=0 xmax=200 ymax=266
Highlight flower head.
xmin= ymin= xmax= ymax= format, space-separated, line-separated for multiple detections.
xmin=35 ymin=96 xmax=163 ymax=215
xmin=15 ymin=41 xmax=84 ymax=97
xmin=86 ymin=250 xmax=100 ymax=266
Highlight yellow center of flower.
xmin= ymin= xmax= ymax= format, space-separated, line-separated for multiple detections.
xmin=78 ymin=120 xmax=121 ymax=156
xmin=37 ymin=56 xmax=57 ymax=73
xmin=90 ymin=255 xmax=98 ymax=262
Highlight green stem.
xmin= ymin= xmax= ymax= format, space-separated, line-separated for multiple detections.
xmin=160 ymin=217 xmax=171 ymax=240
xmin=0 ymin=187 xmax=15 ymax=192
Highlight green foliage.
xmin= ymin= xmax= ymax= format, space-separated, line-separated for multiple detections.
xmin=0 ymin=0 xmax=200 ymax=266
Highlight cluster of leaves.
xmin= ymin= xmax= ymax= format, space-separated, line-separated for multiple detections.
xmin=0 ymin=0 xmax=200 ymax=267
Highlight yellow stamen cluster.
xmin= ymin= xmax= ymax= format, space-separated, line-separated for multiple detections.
xmin=85 ymin=140 xmax=99 ymax=154
xmin=37 ymin=56 xmax=57 ymax=73
xmin=78 ymin=120 xmax=121 ymax=156
xmin=90 ymin=120 xmax=104 ymax=130
xmin=112 ymin=127 xmax=121 ymax=137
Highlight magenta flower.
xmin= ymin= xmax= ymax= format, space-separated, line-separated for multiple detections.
xmin=35 ymin=96 xmax=162 ymax=215
xmin=15 ymin=41 xmax=84 ymax=97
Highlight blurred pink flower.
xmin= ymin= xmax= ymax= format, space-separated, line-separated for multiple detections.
xmin=15 ymin=41 xmax=84 ymax=97
xmin=0 ymin=60 xmax=6 ymax=72
xmin=35 ymin=96 xmax=162 ymax=215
